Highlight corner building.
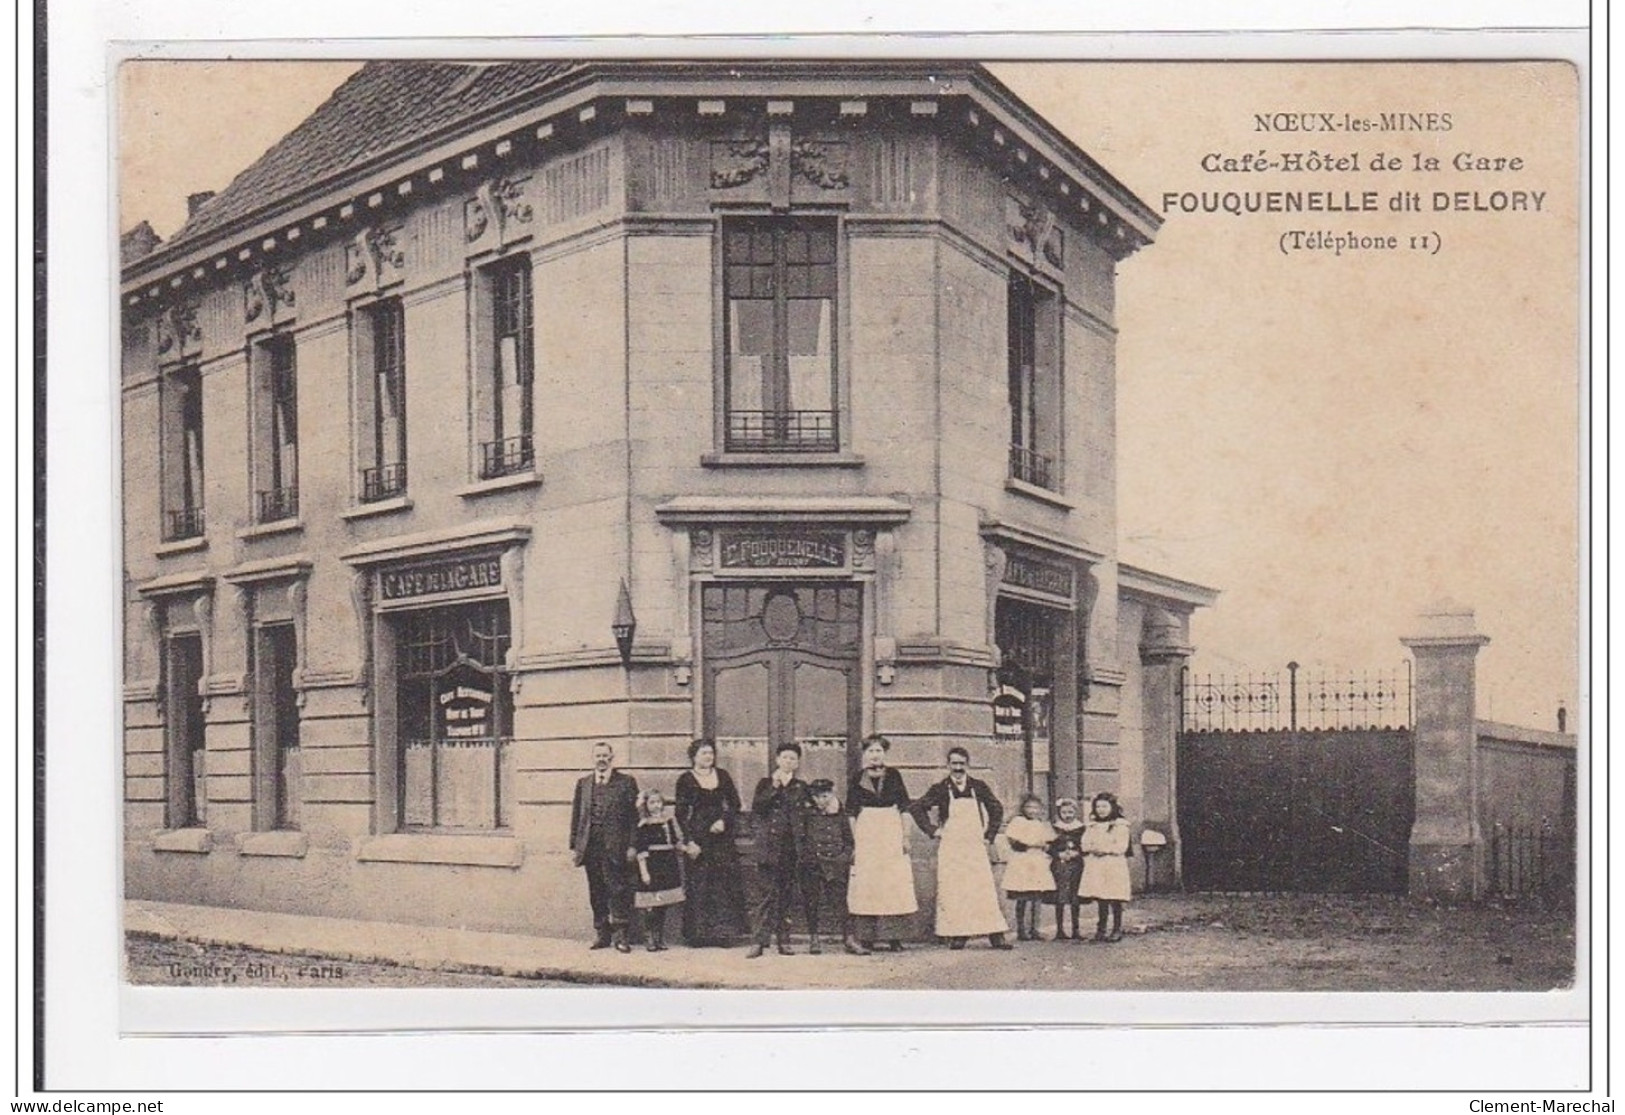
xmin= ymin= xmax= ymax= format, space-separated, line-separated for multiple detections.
xmin=121 ymin=61 xmax=1215 ymax=936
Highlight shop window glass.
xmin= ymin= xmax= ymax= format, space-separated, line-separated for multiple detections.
xmin=393 ymin=600 xmax=512 ymax=831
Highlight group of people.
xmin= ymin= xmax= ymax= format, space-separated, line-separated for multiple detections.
xmin=567 ymin=735 xmax=1134 ymax=956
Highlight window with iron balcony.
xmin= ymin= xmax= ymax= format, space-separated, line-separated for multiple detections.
xmin=475 ymin=255 xmax=536 ymax=480
xmin=160 ymin=363 xmax=205 ymax=541
xmin=1007 ymin=272 xmax=1063 ymax=493
xmin=722 ymin=217 xmax=840 ymax=454
xmin=355 ymin=298 xmax=408 ymax=503
xmin=252 ymin=333 xmax=300 ymax=524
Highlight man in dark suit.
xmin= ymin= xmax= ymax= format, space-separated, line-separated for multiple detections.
xmin=746 ymin=742 xmax=811 ymax=959
xmin=569 ymin=740 xmax=640 ymax=953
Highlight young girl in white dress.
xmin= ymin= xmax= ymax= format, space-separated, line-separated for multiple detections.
xmin=1002 ymin=793 xmax=1058 ymax=941
xmin=1080 ymin=791 xmax=1133 ymax=942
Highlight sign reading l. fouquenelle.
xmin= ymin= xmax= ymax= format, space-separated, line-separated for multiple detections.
xmin=379 ymin=555 xmax=504 ymax=601
xmin=720 ymin=531 xmax=846 ymax=569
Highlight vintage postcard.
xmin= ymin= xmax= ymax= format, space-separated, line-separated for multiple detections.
xmin=112 ymin=54 xmax=1582 ymax=1021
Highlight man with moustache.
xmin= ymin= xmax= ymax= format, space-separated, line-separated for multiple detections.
xmin=569 ymin=740 xmax=641 ymax=953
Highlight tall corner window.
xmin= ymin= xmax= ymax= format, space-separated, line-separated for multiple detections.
xmin=160 ymin=363 xmax=205 ymax=541
xmin=1007 ymin=272 xmax=1062 ymax=491
xmin=356 ymin=298 xmax=408 ymax=502
xmin=722 ymin=217 xmax=839 ymax=453
xmin=476 ymin=255 xmax=535 ymax=479
xmin=253 ymin=334 xmax=300 ymax=523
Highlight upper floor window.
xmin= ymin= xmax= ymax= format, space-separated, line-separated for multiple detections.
xmin=474 ymin=255 xmax=535 ymax=479
xmin=355 ymin=298 xmax=407 ymax=502
xmin=1007 ymin=272 xmax=1062 ymax=492
xmin=723 ymin=217 xmax=838 ymax=453
xmin=160 ymin=364 xmax=205 ymax=541
xmin=252 ymin=335 xmax=299 ymax=523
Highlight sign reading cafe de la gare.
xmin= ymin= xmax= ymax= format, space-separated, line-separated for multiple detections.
xmin=379 ymin=555 xmax=504 ymax=602
xmin=118 ymin=58 xmax=1218 ymax=941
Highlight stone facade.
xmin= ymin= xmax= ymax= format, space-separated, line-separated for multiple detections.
xmin=120 ymin=62 xmax=1214 ymax=936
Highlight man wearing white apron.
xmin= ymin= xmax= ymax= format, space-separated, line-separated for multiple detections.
xmin=909 ymin=747 xmax=1014 ymax=950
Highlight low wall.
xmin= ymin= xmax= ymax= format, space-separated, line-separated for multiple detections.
xmin=1475 ymin=720 xmax=1576 ymax=900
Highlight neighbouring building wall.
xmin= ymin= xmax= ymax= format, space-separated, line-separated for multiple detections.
xmin=1475 ymin=722 xmax=1576 ymax=901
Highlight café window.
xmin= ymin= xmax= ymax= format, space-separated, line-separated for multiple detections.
xmin=722 ymin=217 xmax=839 ymax=453
xmin=160 ymin=364 xmax=205 ymax=541
xmin=391 ymin=600 xmax=512 ymax=831
xmin=1007 ymin=272 xmax=1062 ymax=491
xmin=473 ymin=255 xmax=535 ymax=479
xmin=251 ymin=335 xmax=299 ymax=523
xmin=354 ymin=298 xmax=408 ymax=502
xmin=995 ymin=595 xmax=1062 ymax=798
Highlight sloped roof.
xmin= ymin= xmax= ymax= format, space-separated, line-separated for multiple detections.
xmin=167 ymin=60 xmax=581 ymax=250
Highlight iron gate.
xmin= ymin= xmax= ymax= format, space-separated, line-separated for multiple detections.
xmin=1176 ymin=665 xmax=1415 ymax=893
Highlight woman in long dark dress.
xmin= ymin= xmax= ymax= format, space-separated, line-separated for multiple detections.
xmin=674 ymin=738 xmax=748 ymax=946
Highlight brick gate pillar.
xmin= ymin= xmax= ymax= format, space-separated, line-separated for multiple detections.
xmin=1401 ymin=602 xmax=1489 ymax=900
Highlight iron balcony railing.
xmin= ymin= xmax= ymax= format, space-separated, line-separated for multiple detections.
xmin=1009 ymin=443 xmax=1056 ymax=490
xmin=725 ymin=409 xmax=839 ymax=453
xmin=360 ymin=462 xmax=408 ymax=503
xmin=256 ymin=485 xmax=299 ymax=524
xmin=162 ymin=505 xmax=205 ymax=542
xmin=478 ymin=434 xmax=534 ymax=479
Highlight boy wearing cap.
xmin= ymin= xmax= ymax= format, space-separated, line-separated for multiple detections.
xmin=800 ymin=779 xmax=863 ymax=955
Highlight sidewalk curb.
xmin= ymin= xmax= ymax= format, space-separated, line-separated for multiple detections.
xmin=125 ymin=899 xmax=975 ymax=990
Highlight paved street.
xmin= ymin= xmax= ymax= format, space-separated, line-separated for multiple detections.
xmin=126 ymin=893 xmax=1574 ymax=991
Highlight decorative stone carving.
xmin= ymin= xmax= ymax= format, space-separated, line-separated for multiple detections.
xmin=287 ymin=579 xmax=308 ymax=706
xmin=851 ymin=529 xmax=875 ymax=572
xmin=243 ymin=274 xmax=266 ymax=323
xmin=264 ymin=264 xmax=295 ymax=316
xmin=710 ymin=139 xmax=770 ymax=189
xmin=983 ymin=544 xmax=1009 ymax=671
xmin=345 ymin=225 xmax=406 ymax=288
xmin=790 ymin=140 xmax=849 ymax=189
xmin=141 ymin=597 xmax=166 ymax=720
xmin=1006 ymin=195 xmax=1065 ymax=270
xmin=156 ymin=301 xmax=201 ymax=356
xmin=691 ymin=528 xmax=714 ymax=570
xmin=350 ymin=569 xmax=373 ymax=708
xmin=500 ymin=547 xmax=525 ymax=673
xmin=465 ymin=176 xmax=534 ymax=247
xmin=242 ymin=265 xmax=294 ymax=324
xmin=463 ymin=197 xmax=489 ymax=243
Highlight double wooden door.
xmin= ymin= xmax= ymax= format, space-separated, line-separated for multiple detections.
xmin=701 ymin=583 xmax=862 ymax=795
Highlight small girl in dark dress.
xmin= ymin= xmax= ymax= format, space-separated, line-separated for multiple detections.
xmin=632 ymin=789 xmax=686 ymax=952
xmin=1047 ymin=798 xmax=1086 ymax=940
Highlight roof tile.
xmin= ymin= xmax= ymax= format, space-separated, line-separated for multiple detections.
xmin=167 ymin=60 xmax=580 ymax=250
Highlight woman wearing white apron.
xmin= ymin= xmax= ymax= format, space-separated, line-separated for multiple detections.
xmin=845 ymin=736 xmax=919 ymax=953
xmin=909 ymin=747 xmax=1014 ymax=950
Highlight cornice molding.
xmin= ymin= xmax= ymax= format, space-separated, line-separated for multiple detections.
xmin=123 ymin=66 xmax=1157 ymax=302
